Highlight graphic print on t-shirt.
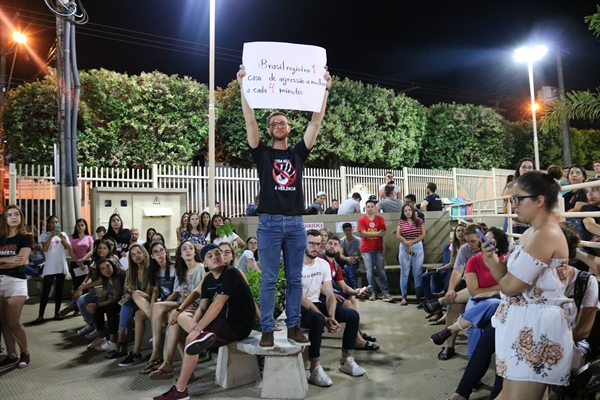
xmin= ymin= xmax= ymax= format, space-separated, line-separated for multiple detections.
xmin=272 ymin=158 xmax=297 ymax=190
xmin=0 ymin=244 xmax=17 ymax=256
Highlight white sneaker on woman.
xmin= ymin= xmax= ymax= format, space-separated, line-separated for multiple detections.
xmin=84 ymin=329 xmax=98 ymax=339
xmin=77 ymin=325 xmax=94 ymax=336
xmin=308 ymin=365 xmax=333 ymax=387
xmin=100 ymin=340 xmax=117 ymax=352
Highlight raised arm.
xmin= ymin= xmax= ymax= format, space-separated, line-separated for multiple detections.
xmin=237 ymin=65 xmax=261 ymax=149
xmin=303 ymin=66 xmax=331 ymax=150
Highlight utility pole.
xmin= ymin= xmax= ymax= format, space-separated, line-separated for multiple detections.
xmin=0 ymin=20 xmax=6 ymax=110
xmin=557 ymin=52 xmax=571 ymax=167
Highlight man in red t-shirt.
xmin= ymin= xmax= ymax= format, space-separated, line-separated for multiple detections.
xmin=358 ymin=200 xmax=391 ymax=301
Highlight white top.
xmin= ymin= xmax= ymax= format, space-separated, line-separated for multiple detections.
xmin=39 ymin=231 xmax=70 ymax=276
xmin=237 ymin=250 xmax=257 ymax=273
xmin=301 ymin=257 xmax=331 ymax=303
xmin=205 ymin=232 xmax=239 ymax=246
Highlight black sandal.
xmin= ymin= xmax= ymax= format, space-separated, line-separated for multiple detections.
xmin=437 ymin=347 xmax=456 ymax=361
xmin=139 ymin=359 xmax=163 ymax=374
xmin=361 ymin=333 xmax=377 ymax=342
xmin=423 ymin=299 xmax=442 ymax=314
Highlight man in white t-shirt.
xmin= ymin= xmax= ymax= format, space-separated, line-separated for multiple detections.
xmin=300 ymin=230 xmax=366 ymax=387
xmin=378 ymin=171 xmax=401 ymax=199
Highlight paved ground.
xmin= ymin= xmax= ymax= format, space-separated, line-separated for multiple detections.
xmin=1 ymin=295 xmax=499 ymax=400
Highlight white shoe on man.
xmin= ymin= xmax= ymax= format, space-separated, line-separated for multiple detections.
xmin=308 ymin=365 xmax=333 ymax=387
xmin=339 ymin=357 xmax=366 ymax=376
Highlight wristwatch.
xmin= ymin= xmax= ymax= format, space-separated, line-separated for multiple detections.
xmin=175 ymin=308 xmax=181 ymax=313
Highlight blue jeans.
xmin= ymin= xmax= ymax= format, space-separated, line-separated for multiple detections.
xmin=343 ymin=261 xmax=360 ymax=288
xmin=399 ymin=242 xmax=424 ymax=299
xmin=461 ymin=297 xmax=500 ymax=358
xmin=77 ymin=292 xmax=101 ymax=325
xmin=118 ymin=299 xmax=138 ymax=332
xmin=257 ymin=214 xmax=307 ymax=332
xmin=362 ymin=251 xmax=389 ymax=295
xmin=422 ymin=268 xmax=449 ymax=300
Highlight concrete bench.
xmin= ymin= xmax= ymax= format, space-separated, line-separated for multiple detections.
xmin=215 ymin=328 xmax=308 ymax=399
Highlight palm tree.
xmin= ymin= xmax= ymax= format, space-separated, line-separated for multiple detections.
xmin=541 ymin=6 xmax=600 ymax=130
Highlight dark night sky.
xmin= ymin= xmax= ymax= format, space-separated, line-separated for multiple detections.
xmin=3 ymin=0 xmax=600 ymax=120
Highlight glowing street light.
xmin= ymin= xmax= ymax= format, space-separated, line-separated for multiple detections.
xmin=514 ymin=45 xmax=547 ymax=171
xmin=12 ymin=31 xmax=26 ymax=44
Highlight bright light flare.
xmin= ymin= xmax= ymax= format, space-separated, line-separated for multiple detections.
xmin=532 ymin=103 xmax=540 ymax=111
xmin=13 ymin=32 xmax=26 ymax=44
xmin=514 ymin=45 xmax=548 ymax=62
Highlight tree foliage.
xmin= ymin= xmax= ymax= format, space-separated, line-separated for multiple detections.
xmin=503 ymin=120 xmax=563 ymax=169
xmin=2 ymin=69 xmax=209 ymax=167
xmin=571 ymin=128 xmax=600 ymax=167
xmin=541 ymin=6 xmax=600 ymax=131
xmin=419 ymin=103 xmax=511 ymax=169
xmin=216 ymin=77 xmax=426 ymax=169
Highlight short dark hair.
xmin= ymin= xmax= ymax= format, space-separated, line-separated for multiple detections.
xmin=267 ymin=111 xmax=287 ymax=125
xmin=427 ymin=182 xmax=437 ymax=192
xmin=306 ymin=229 xmax=321 ymax=238
xmin=365 ymin=199 xmax=377 ymax=206
xmin=559 ymin=221 xmax=580 ymax=261
xmin=332 ymin=199 xmax=338 ymax=202
xmin=342 ymin=223 xmax=352 ymax=230
xmin=487 ymin=227 xmax=509 ymax=255
xmin=515 ymin=170 xmax=560 ymax=212
xmin=385 ymin=184 xmax=395 ymax=197
xmin=405 ymin=194 xmax=417 ymax=202
xmin=594 ymin=160 xmax=600 ymax=166
xmin=96 ymin=226 xmax=106 ymax=233
xmin=328 ymin=235 xmax=340 ymax=243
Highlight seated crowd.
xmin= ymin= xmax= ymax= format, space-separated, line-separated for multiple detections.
xmin=3 ymin=160 xmax=600 ymax=400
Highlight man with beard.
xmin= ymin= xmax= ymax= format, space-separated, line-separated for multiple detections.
xmin=301 ymin=230 xmax=366 ymax=387
xmin=236 ymin=64 xmax=331 ymax=350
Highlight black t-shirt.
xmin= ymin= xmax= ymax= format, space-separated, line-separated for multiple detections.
xmin=580 ymin=204 xmax=600 ymax=241
xmin=201 ymin=265 xmax=255 ymax=338
xmin=324 ymin=207 xmax=338 ymax=215
xmin=0 ymin=233 xmax=34 ymax=279
xmin=107 ymin=229 xmax=131 ymax=254
xmin=250 ymin=140 xmax=311 ymax=216
xmin=564 ymin=190 xmax=588 ymax=211
xmin=424 ymin=193 xmax=443 ymax=211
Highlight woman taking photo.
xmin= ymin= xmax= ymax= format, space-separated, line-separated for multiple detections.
xmin=0 ymin=205 xmax=33 ymax=370
xmin=396 ymin=203 xmax=426 ymax=306
xmin=484 ymin=171 xmax=572 ymax=399
xmin=33 ymin=215 xmax=72 ymax=324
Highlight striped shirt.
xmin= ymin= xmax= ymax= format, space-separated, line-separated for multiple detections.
xmin=397 ymin=218 xmax=424 ymax=241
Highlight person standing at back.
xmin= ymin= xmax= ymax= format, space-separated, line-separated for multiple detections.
xmin=236 ymin=64 xmax=331 ymax=349
xmin=419 ymin=182 xmax=443 ymax=211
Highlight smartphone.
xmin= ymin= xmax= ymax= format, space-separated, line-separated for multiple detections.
xmin=427 ymin=268 xmax=437 ymax=273
xmin=357 ymin=285 xmax=371 ymax=296
xmin=54 ymin=224 xmax=60 ymax=232
xmin=475 ymin=228 xmax=496 ymax=252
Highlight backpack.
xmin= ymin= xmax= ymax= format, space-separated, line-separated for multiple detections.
xmin=574 ymin=271 xmax=600 ymax=359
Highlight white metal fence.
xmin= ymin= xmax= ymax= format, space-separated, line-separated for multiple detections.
xmin=9 ymin=162 xmax=513 ymax=233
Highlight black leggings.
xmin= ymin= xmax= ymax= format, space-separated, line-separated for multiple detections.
xmin=38 ymin=273 xmax=66 ymax=318
xmin=95 ymin=302 xmax=121 ymax=335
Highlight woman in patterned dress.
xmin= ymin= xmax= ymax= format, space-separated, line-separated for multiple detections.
xmin=483 ymin=171 xmax=573 ymax=399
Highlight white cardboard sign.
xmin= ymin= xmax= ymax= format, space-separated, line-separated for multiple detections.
xmin=242 ymin=42 xmax=327 ymax=112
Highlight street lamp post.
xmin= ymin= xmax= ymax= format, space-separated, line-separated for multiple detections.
xmin=514 ymin=45 xmax=547 ymax=171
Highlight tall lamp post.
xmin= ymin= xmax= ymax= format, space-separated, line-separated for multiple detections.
xmin=514 ymin=45 xmax=547 ymax=171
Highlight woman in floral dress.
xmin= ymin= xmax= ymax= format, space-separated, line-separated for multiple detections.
xmin=483 ymin=171 xmax=573 ymax=399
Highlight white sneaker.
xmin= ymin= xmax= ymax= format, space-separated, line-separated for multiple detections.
xmin=339 ymin=357 xmax=366 ymax=377
xmin=88 ymin=336 xmax=104 ymax=349
xmin=100 ymin=340 xmax=117 ymax=352
xmin=77 ymin=325 xmax=94 ymax=336
xmin=308 ymin=365 xmax=333 ymax=387
xmin=84 ymin=329 xmax=98 ymax=339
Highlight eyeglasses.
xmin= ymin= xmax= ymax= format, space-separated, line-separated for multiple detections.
xmin=269 ymin=121 xmax=289 ymax=129
xmin=307 ymin=242 xmax=321 ymax=247
xmin=248 ymin=241 xmax=258 ymax=245
xmin=510 ymin=194 xmax=539 ymax=206
xmin=221 ymin=250 xmax=232 ymax=255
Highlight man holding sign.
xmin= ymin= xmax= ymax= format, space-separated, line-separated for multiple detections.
xmin=237 ymin=61 xmax=331 ymax=350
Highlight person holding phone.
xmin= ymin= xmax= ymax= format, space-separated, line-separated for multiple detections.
xmin=32 ymin=215 xmax=72 ymax=324
xmin=396 ymin=203 xmax=426 ymax=306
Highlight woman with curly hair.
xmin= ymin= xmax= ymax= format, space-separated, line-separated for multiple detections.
xmin=0 ymin=205 xmax=33 ymax=371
